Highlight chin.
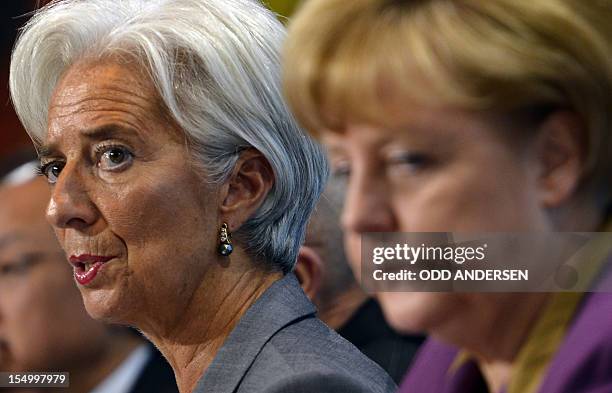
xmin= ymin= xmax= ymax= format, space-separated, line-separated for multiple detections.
xmin=80 ymin=287 xmax=135 ymax=325
xmin=377 ymin=292 xmax=456 ymax=335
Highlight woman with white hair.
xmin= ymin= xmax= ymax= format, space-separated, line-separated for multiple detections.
xmin=8 ymin=1 xmax=396 ymax=392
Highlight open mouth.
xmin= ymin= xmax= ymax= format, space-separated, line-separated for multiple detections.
xmin=69 ymin=255 xmax=116 ymax=285
xmin=74 ymin=262 xmax=105 ymax=285
xmin=74 ymin=261 xmax=103 ymax=272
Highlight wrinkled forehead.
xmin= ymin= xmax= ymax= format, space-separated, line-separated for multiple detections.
xmin=49 ymin=60 xmax=155 ymax=107
xmin=53 ymin=58 xmax=152 ymax=99
xmin=44 ymin=59 xmax=180 ymax=148
xmin=48 ymin=61 xmax=155 ymax=121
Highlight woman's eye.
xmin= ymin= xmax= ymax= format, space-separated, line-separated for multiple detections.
xmin=0 ymin=256 xmax=38 ymax=277
xmin=39 ymin=161 xmax=65 ymax=184
xmin=98 ymin=146 xmax=134 ymax=171
xmin=331 ymin=160 xmax=351 ymax=178
xmin=387 ymin=152 xmax=432 ymax=173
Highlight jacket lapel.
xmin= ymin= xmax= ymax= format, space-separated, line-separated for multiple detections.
xmin=193 ymin=273 xmax=316 ymax=393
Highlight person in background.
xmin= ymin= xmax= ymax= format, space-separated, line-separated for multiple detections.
xmin=296 ymin=179 xmax=424 ymax=384
xmin=283 ymin=0 xmax=612 ymax=392
xmin=0 ymin=157 xmax=179 ymax=393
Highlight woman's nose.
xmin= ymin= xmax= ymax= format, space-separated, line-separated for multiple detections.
xmin=341 ymin=171 xmax=396 ymax=234
xmin=46 ymin=162 xmax=99 ymax=232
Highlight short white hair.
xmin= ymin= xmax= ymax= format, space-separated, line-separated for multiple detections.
xmin=10 ymin=0 xmax=328 ymax=273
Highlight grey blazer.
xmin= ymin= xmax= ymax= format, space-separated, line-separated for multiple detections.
xmin=193 ymin=273 xmax=397 ymax=393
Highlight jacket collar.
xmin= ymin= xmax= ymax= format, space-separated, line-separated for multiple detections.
xmin=193 ymin=273 xmax=316 ymax=393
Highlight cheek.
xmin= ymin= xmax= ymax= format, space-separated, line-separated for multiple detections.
xmin=53 ymin=228 xmax=67 ymax=252
xmin=3 ymin=286 xmax=48 ymax=367
xmin=3 ymin=279 xmax=76 ymax=369
xmin=101 ymin=170 xmax=214 ymax=260
xmin=392 ymin=157 xmax=541 ymax=231
xmin=102 ymin=181 xmax=180 ymax=243
xmin=344 ymin=232 xmax=362 ymax=281
xmin=90 ymin=167 xmax=217 ymax=312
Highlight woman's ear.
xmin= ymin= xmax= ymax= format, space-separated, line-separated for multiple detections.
xmin=534 ymin=111 xmax=587 ymax=208
xmin=219 ymin=149 xmax=274 ymax=228
xmin=295 ymin=246 xmax=324 ymax=302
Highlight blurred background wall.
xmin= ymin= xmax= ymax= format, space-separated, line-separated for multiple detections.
xmin=266 ymin=0 xmax=302 ymax=22
xmin=1 ymin=2 xmax=39 ymax=158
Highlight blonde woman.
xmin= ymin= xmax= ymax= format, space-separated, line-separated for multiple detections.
xmin=283 ymin=0 xmax=612 ymax=392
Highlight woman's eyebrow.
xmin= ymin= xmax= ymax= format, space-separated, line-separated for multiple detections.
xmin=37 ymin=143 xmax=59 ymax=160
xmin=38 ymin=124 xmax=146 ymax=159
xmin=80 ymin=124 xmax=146 ymax=144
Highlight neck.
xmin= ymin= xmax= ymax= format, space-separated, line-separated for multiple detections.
xmin=434 ymin=293 xmax=551 ymax=392
xmin=143 ymin=264 xmax=283 ymax=393
xmin=550 ymin=194 xmax=603 ymax=232
xmin=317 ymin=284 xmax=368 ymax=330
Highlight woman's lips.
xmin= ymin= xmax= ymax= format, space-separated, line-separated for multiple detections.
xmin=68 ymin=255 xmax=116 ymax=285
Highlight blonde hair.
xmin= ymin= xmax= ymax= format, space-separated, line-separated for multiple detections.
xmin=283 ymin=0 xmax=612 ymax=204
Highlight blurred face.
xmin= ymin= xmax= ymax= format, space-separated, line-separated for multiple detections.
xmin=324 ymin=99 xmax=550 ymax=334
xmin=0 ymin=179 xmax=110 ymax=372
xmin=41 ymin=60 xmax=219 ymax=326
